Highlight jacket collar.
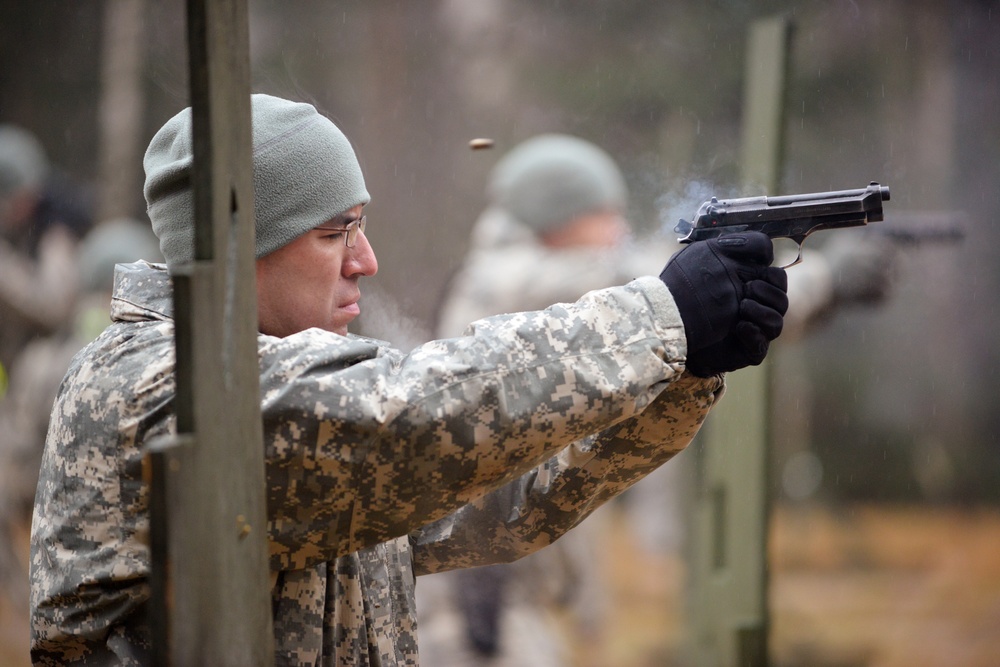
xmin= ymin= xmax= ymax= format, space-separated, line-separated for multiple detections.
xmin=110 ymin=260 xmax=174 ymax=323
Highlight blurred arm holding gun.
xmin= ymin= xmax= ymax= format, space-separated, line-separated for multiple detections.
xmin=671 ymin=182 xmax=964 ymax=338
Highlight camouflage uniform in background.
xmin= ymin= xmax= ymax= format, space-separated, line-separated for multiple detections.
xmin=424 ymin=207 xmax=674 ymax=667
xmin=0 ymin=125 xmax=93 ymax=375
xmin=0 ymin=218 xmax=161 ymax=646
xmin=0 ymin=333 xmax=80 ymax=609
xmin=0 ymin=225 xmax=80 ymax=373
xmin=436 ymin=208 xmax=671 ymax=337
xmin=30 ymin=260 xmax=723 ymax=666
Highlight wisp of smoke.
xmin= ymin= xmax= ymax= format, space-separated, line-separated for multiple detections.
xmin=355 ymin=282 xmax=432 ymax=352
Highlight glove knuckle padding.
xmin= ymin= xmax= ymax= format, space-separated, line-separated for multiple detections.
xmin=744 ymin=279 xmax=789 ymax=317
xmin=659 ymin=231 xmax=775 ymax=352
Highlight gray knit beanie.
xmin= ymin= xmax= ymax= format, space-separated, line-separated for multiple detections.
xmin=143 ymin=93 xmax=370 ymax=267
xmin=0 ymin=124 xmax=49 ymax=198
xmin=78 ymin=218 xmax=163 ymax=293
xmin=488 ymin=134 xmax=627 ymax=233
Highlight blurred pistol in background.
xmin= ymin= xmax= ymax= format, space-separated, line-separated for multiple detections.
xmin=674 ymin=181 xmax=891 ymax=267
xmin=874 ymin=210 xmax=965 ymax=247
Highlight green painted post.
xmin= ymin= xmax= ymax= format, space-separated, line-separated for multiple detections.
xmin=146 ymin=0 xmax=274 ymax=665
xmin=687 ymin=15 xmax=792 ymax=667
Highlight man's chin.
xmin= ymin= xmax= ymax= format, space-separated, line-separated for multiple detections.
xmin=328 ymin=314 xmax=357 ymax=337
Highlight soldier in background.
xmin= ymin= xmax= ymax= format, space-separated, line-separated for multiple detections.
xmin=0 ymin=219 xmax=161 ymax=652
xmin=423 ymin=134 xmax=659 ymax=667
xmin=420 ymin=133 xmax=897 ymax=666
xmin=0 ymin=124 xmax=94 ymax=387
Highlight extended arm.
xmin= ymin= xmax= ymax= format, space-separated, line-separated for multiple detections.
xmin=410 ymin=372 xmax=723 ymax=575
xmin=263 ymin=276 xmax=690 ymax=569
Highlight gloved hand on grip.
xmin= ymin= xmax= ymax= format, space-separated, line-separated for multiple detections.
xmin=658 ymin=232 xmax=788 ymax=377
xmin=684 ymin=270 xmax=788 ymax=376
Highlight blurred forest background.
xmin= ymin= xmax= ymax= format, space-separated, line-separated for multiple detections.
xmin=1 ymin=0 xmax=998 ymax=665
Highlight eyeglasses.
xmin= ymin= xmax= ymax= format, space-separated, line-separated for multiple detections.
xmin=315 ymin=215 xmax=367 ymax=247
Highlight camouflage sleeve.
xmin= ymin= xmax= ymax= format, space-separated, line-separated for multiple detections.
xmin=409 ymin=371 xmax=724 ymax=575
xmin=262 ymin=276 xmax=693 ymax=570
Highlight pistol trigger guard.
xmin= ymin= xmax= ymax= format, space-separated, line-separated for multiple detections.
xmin=778 ymin=239 xmax=805 ymax=269
xmin=780 ymin=232 xmax=818 ymax=269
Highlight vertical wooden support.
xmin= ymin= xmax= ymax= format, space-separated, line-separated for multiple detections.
xmin=687 ymin=16 xmax=792 ymax=667
xmin=146 ymin=1 xmax=274 ymax=665
xmin=739 ymin=16 xmax=793 ymax=195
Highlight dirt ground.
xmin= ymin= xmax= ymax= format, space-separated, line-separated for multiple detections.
xmin=591 ymin=503 xmax=1000 ymax=667
xmin=3 ymin=503 xmax=999 ymax=666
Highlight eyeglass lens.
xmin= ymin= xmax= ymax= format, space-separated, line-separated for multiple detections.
xmin=346 ymin=216 xmax=366 ymax=247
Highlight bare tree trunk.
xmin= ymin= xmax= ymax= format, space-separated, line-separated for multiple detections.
xmin=97 ymin=0 xmax=147 ymax=223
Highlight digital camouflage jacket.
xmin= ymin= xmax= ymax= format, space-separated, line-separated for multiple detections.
xmin=30 ymin=261 xmax=723 ymax=666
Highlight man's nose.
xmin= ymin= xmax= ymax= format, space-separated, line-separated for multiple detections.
xmin=345 ymin=230 xmax=378 ymax=277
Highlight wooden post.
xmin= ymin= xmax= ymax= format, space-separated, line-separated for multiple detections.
xmin=687 ymin=15 xmax=792 ymax=667
xmin=146 ymin=1 xmax=274 ymax=665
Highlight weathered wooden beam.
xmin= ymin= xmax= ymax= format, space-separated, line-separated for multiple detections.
xmin=147 ymin=0 xmax=273 ymax=664
xmin=687 ymin=15 xmax=792 ymax=667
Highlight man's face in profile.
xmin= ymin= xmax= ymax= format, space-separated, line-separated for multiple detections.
xmin=255 ymin=204 xmax=378 ymax=337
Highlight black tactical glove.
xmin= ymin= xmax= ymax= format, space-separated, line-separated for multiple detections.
xmin=659 ymin=232 xmax=788 ymax=377
xmin=683 ymin=270 xmax=788 ymax=376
